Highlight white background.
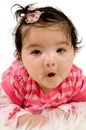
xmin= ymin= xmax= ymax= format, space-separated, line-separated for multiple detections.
xmin=0 ymin=0 xmax=86 ymax=81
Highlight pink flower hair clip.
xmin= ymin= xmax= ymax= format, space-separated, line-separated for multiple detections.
xmin=25 ymin=10 xmax=43 ymax=23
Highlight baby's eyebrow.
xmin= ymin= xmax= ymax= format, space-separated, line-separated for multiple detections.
xmin=26 ymin=43 xmax=42 ymax=49
xmin=25 ymin=41 xmax=70 ymax=50
xmin=55 ymin=41 xmax=70 ymax=46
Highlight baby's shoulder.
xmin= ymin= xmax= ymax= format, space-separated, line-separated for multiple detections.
xmin=71 ymin=64 xmax=83 ymax=77
xmin=2 ymin=60 xmax=29 ymax=81
xmin=11 ymin=60 xmax=24 ymax=71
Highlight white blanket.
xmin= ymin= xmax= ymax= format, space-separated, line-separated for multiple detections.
xmin=1 ymin=102 xmax=86 ymax=130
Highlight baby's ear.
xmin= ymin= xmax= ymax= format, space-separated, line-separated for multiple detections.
xmin=17 ymin=52 xmax=21 ymax=60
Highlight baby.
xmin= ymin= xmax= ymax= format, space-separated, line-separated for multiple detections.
xmin=0 ymin=3 xmax=86 ymax=129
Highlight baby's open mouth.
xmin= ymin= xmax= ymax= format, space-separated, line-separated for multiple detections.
xmin=47 ymin=73 xmax=56 ymax=77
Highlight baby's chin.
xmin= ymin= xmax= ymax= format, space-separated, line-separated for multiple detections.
xmin=40 ymin=82 xmax=62 ymax=93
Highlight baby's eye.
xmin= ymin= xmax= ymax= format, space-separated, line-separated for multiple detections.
xmin=31 ymin=50 xmax=41 ymax=55
xmin=57 ymin=48 xmax=65 ymax=53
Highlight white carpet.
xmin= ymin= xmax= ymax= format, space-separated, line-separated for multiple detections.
xmin=1 ymin=102 xmax=86 ymax=130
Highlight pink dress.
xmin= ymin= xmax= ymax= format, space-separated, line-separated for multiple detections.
xmin=0 ymin=60 xmax=86 ymax=128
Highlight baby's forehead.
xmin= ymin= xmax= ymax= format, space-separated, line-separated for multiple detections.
xmin=21 ymin=23 xmax=71 ymax=38
xmin=22 ymin=24 xmax=72 ymax=47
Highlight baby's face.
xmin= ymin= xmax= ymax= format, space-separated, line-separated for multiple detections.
xmin=21 ymin=26 xmax=74 ymax=93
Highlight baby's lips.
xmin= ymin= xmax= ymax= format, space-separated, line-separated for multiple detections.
xmin=47 ymin=72 xmax=56 ymax=77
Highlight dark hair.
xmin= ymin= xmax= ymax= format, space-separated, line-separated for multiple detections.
xmin=12 ymin=4 xmax=81 ymax=60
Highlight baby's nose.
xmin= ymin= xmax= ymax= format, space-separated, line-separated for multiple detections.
xmin=44 ymin=53 xmax=56 ymax=67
